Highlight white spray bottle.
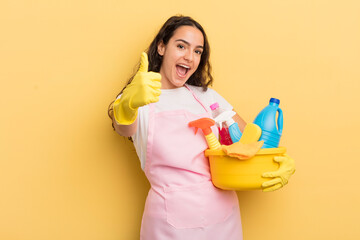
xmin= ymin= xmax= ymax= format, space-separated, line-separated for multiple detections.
xmin=214 ymin=110 xmax=243 ymax=144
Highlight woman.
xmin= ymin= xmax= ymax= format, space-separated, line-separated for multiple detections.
xmin=108 ymin=15 xmax=294 ymax=240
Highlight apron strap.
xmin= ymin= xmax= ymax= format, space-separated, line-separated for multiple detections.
xmin=184 ymin=84 xmax=209 ymax=113
xmin=149 ymin=85 xmax=210 ymax=114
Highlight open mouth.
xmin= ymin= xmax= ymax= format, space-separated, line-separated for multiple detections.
xmin=176 ymin=64 xmax=190 ymax=78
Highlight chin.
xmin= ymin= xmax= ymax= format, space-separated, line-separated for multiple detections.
xmin=170 ymin=78 xmax=188 ymax=88
xmin=175 ymin=80 xmax=188 ymax=88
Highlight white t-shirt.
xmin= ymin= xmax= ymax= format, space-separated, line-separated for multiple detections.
xmin=119 ymin=85 xmax=233 ymax=170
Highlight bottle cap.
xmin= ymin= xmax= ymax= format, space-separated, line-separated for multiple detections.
xmin=225 ymin=118 xmax=235 ymax=127
xmin=270 ymin=98 xmax=280 ymax=104
xmin=210 ymin=102 xmax=219 ymax=111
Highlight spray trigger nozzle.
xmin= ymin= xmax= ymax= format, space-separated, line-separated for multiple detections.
xmin=188 ymin=118 xmax=215 ymax=136
xmin=214 ymin=110 xmax=236 ymax=129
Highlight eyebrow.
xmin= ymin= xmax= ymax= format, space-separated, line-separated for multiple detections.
xmin=175 ymin=39 xmax=204 ymax=49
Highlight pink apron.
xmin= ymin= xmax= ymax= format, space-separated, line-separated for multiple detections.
xmin=140 ymin=85 xmax=243 ymax=240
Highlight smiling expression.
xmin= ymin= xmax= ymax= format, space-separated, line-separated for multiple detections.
xmin=157 ymin=26 xmax=204 ymax=89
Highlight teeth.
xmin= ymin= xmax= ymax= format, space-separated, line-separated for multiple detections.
xmin=178 ymin=64 xmax=190 ymax=69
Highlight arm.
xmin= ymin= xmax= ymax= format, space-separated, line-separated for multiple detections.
xmin=111 ymin=111 xmax=138 ymax=137
xmin=112 ymin=52 xmax=161 ymax=136
xmin=232 ymin=110 xmax=247 ymax=132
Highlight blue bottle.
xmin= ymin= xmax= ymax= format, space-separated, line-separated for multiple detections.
xmin=253 ymin=98 xmax=283 ymax=148
xmin=226 ymin=116 xmax=242 ymax=143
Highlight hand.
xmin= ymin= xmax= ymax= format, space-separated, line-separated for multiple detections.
xmin=113 ymin=52 xmax=162 ymax=125
xmin=261 ymin=154 xmax=296 ymax=192
xmin=124 ymin=52 xmax=162 ymax=109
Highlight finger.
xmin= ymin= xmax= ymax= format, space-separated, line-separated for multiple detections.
xmin=139 ymin=52 xmax=149 ymax=73
xmin=148 ymin=80 xmax=162 ymax=89
xmin=280 ymin=175 xmax=289 ymax=185
xmin=146 ymin=72 xmax=162 ymax=82
xmin=262 ymin=170 xmax=281 ymax=178
xmin=149 ymin=87 xmax=161 ymax=97
xmin=274 ymin=156 xmax=286 ymax=163
xmin=263 ymin=183 xmax=283 ymax=192
xmin=262 ymin=178 xmax=282 ymax=188
xmin=152 ymin=85 xmax=162 ymax=94
xmin=148 ymin=95 xmax=160 ymax=104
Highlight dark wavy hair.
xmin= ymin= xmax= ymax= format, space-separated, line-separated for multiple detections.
xmin=108 ymin=15 xmax=213 ymax=125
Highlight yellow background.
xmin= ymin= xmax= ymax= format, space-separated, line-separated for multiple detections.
xmin=1 ymin=0 xmax=360 ymax=239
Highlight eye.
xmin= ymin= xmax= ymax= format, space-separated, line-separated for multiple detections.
xmin=195 ymin=50 xmax=203 ymax=55
xmin=177 ymin=44 xmax=185 ymax=49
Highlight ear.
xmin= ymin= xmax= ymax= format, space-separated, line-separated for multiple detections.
xmin=157 ymin=41 xmax=165 ymax=56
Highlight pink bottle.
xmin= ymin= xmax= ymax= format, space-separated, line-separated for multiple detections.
xmin=210 ymin=103 xmax=233 ymax=145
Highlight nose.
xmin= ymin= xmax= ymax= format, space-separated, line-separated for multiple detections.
xmin=184 ymin=49 xmax=193 ymax=62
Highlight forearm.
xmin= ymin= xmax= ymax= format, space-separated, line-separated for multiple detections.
xmin=232 ymin=110 xmax=247 ymax=132
xmin=112 ymin=112 xmax=138 ymax=137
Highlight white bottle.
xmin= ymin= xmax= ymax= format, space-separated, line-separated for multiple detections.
xmin=209 ymin=102 xmax=233 ymax=145
xmin=215 ymin=110 xmax=242 ymax=143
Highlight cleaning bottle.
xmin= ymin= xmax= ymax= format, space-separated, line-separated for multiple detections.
xmin=210 ymin=102 xmax=233 ymax=145
xmin=253 ymin=98 xmax=283 ymax=148
xmin=215 ymin=110 xmax=243 ymax=144
xmin=188 ymin=118 xmax=221 ymax=150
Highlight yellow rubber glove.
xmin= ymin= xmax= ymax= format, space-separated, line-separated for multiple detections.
xmin=113 ymin=52 xmax=161 ymax=125
xmin=261 ymin=154 xmax=296 ymax=192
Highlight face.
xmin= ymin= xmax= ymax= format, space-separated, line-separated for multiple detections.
xmin=157 ymin=26 xmax=204 ymax=89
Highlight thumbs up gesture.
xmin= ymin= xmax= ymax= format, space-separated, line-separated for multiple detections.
xmin=126 ymin=52 xmax=162 ymax=108
xmin=113 ymin=52 xmax=162 ymax=125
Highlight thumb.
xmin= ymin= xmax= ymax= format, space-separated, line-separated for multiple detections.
xmin=138 ymin=52 xmax=149 ymax=73
xmin=274 ymin=156 xmax=286 ymax=163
